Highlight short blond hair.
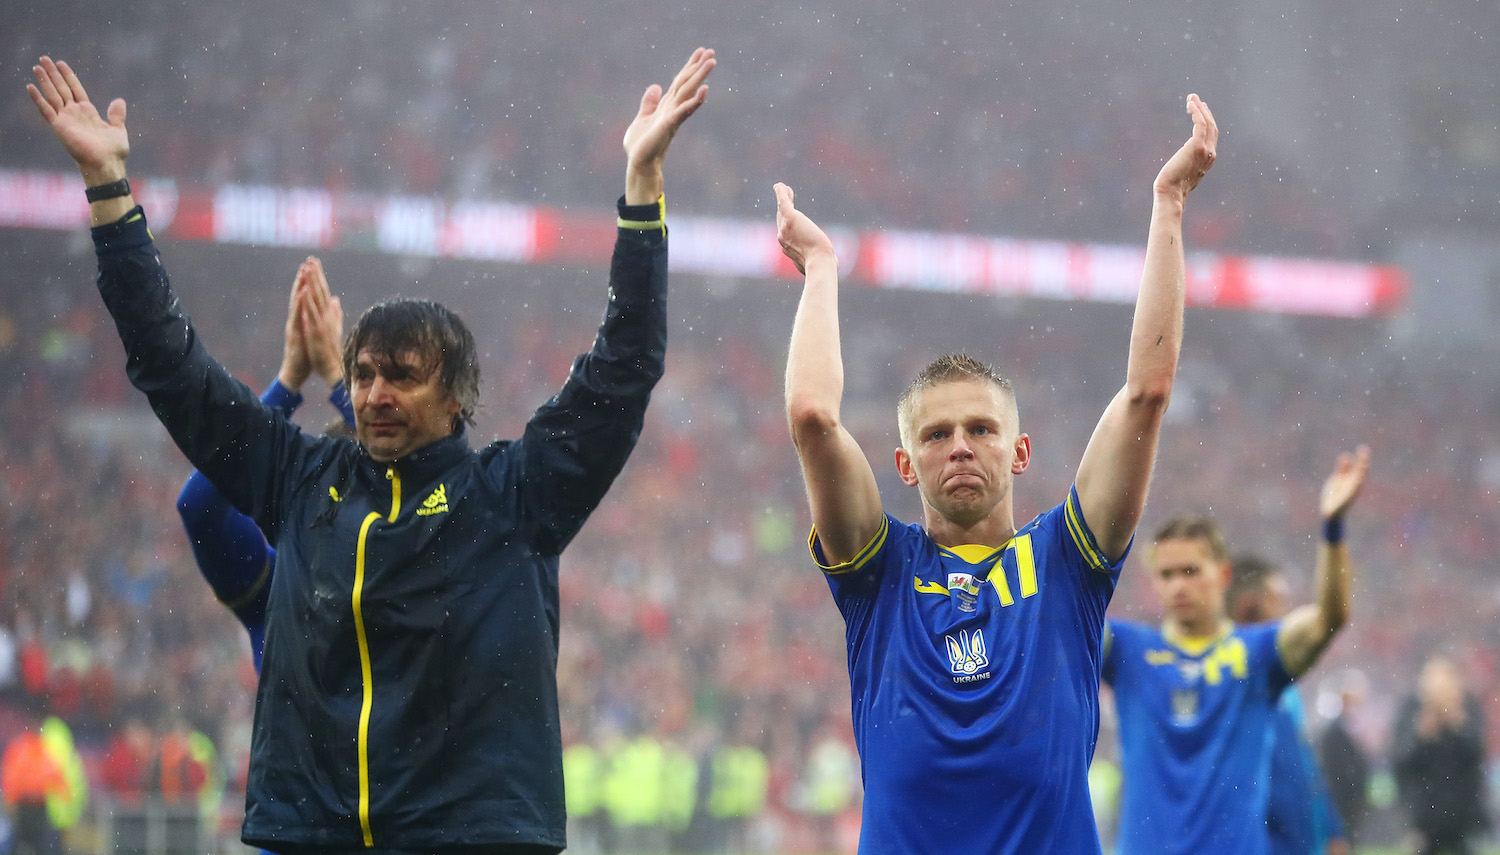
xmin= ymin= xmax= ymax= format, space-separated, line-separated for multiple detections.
xmin=896 ymin=353 xmax=1015 ymax=449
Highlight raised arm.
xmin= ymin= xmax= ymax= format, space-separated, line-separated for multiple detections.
xmin=30 ymin=56 xmax=305 ymax=538
xmin=778 ymin=184 xmax=884 ymax=564
xmin=520 ymin=49 xmax=713 ymax=554
xmin=1278 ymin=446 xmax=1370 ymax=677
xmin=1074 ymin=94 xmax=1218 ymax=560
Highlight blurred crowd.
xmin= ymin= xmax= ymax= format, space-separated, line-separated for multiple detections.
xmin=0 ymin=1 xmax=1497 ymax=851
xmin=7 ymin=0 xmax=1498 ymax=260
xmin=0 ymin=221 xmax=1493 ymax=851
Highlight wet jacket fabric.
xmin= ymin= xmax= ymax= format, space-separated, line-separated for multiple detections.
xmin=92 ymin=199 xmax=668 ymax=852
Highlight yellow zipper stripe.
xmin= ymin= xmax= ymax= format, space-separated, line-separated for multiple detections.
xmin=386 ymin=467 xmax=401 ymax=522
xmin=353 ymin=511 xmax=381 ymax=847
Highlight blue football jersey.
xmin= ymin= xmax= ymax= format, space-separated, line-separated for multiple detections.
xmin=1103 ymin=619 xmax=1293 ymax=855
xmin=814 ymin=487 xmax=1124 ymax=855
xmin=1266 ymin=687 xmax=1343 ymax=855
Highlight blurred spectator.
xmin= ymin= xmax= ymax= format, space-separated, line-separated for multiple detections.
xmin=1 ymin=704 xmax=66 ymax=855
xmin=1318 ymin=670 xmax=1374 ymax=845
xmin=1391 ymin=656 xmax=1488 ymax=855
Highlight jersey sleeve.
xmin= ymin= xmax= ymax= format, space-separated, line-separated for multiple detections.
xmin=811 ymin=514 xmax=903 ymax=638
xmin=1060 ymin=485 xmax=1131 ymax=578
xmin=809 ymin=515 xmax=890 ymax=576
xmin=175 ymin=381 xmax=298 ymax=628
xmin=1250 ymin=622 xmax=1295 ymax=698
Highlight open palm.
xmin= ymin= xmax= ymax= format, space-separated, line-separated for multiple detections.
xmin=1320 ymin=445 xmax=1371 ymax=519
xmin=622 ymin=47 xmax=715 ymax=170
xmin=27 ymin=57 xmax=129 ymax=180
xmin=1154 ymin=93 xmax=1217 ymax=199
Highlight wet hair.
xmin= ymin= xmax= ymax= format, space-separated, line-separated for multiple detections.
xmin=1226 ymin=552 xmax=1281 ymax=617
xmin=342 ymin=297 xmax=480 ymax=430
xmin=1152 ymin=514 xmax=1229 ymax=563
xmin=896 ymin=353 xmax=1015 ymax=448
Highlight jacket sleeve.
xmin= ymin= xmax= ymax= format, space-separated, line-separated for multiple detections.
xmin=515 ymin=196 xmax=668 ymax=554
xmin=176 ymin=381 xmax=301 ymax=620
xmin=93 ymin=208 xmax=299 ymax=541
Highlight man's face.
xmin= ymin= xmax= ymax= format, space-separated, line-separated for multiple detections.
xmin=351 ymin=347 xmax=461 ymax=462
xmin=895 ymin=379 xmax=1029 ymax=527
xmin=1148 ymin=537 xmax=1229 ymax=627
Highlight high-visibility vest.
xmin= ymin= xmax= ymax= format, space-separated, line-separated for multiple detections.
xmin=802 ymin=739 xmax=856 ymax=816
xmin=602 ymin=737 xmax=665 ymax=828
xmin=661 ymin=745 xmax=698 ymax=832
xmin=563 ymin=744 xmax=601 ymax=818
xmin=707 ymin=745 xmax=769 ymax=819
xmin=41 ymin=716 xmax=87 ymax=829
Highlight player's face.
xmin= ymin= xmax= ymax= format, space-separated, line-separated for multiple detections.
xmin=351 ymin=347 xmax=461 ymax=463
xmin=896 ymin=380 xmax=1029 ymax=527
xmin=1148 ymin=537 xmax=1229 ymax=628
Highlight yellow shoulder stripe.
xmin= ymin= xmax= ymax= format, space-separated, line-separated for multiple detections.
xmin=811 ymin=516 xmax=889 ymax=575
xmin=1065 ymin=491 xmax=1109 ymax=572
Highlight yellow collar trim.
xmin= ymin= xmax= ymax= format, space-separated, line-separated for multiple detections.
xmin=1162 ymin=620 xmax=1235 ymax=657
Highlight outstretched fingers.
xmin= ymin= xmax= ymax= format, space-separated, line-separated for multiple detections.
xmin=665 ymin=47 xmax=712 ymax=101
xmin=56 ymin=59 xmax=90 ymax=105
xmin=29 ymin=61 xmax=65 ymax=116
xmin=774 ymin=182 xmax=796 ymax=216
xmin=662 ymin=49 xmax=715 ymax=118
xmin=1186 ymin=93 xmax=1218 ymax=158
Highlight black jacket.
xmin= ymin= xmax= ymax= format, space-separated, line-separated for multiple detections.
xmin=92 ymin=199 xmax=668 ymax=852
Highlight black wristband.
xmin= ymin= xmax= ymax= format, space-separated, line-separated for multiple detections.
xmin=85 ymin=178 xmax=131 ymax=203
xmin=1322 ymin=515 xmax=1344 ymax=545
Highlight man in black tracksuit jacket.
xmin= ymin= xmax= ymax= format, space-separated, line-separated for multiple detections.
xmin=27 ymin=48 xmax=716 ymax=854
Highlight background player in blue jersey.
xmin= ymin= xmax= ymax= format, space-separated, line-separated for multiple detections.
xmin=775 ymin=94 xmax=1217 ymax=855
xmin=176 ymin=255 xmax=353 ymax=672
xmin=1103 ymin=445 xmax=1370 ymax=855
xmin=1228 ymin=553 xmax=1350 ymax=855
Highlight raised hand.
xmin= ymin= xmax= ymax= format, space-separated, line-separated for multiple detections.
xmin=1320 ymin=445 xmax=1371 ymax=520
xmin=27 ymin=57 xmax=129 ymax=185
xmin=1153 ymin=93 xmax=1218 ymax=201
xmin=300 ymin=257 xmax=345 ymax=384
xmin=622 ymin=48 xmax=715 ymax=204
xmin=279 ymin=261 xmax=316 ymax=392
xmin=774 ymin=183 xmax=835 ymax=276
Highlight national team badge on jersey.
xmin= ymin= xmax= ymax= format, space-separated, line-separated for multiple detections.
xmin=1171 ymin=688 xmax=1199 ymax=724
xmin=947 ymin=572 xmax=980 ymax=612
xmin=945 ymin=628 xmax=989 ymax=682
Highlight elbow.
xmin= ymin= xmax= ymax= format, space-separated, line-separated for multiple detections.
xmin=786 ymin=398 xmax=841 ymax=446
xmin=1126 ymin=376 xmax=1174 ymax=413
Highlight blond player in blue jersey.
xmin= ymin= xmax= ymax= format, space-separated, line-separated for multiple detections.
xmin=1104 ymin=445 xmax=1369 ymax=855
xmin=775 ymin=93 xmax=1217 ymax=855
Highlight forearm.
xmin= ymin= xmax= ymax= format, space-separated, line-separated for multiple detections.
xmin=567 ymin=198 xmax=669 ymax=398
xmin=1126 ymin=192 xmax=1187 ymax=398
xmin=1312 ymin=540 xmax=1352 ymax=637
xmin=518 ymin=200 xmax=668 ymax=552
xmin=94 ymin=209 xmax=286 ymax=525
xmin=784 ymin=252 xmax=845 ymax=430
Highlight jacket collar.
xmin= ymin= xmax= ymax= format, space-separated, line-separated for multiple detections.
xmin=360 ymin=425 xmax=471 ymax=481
